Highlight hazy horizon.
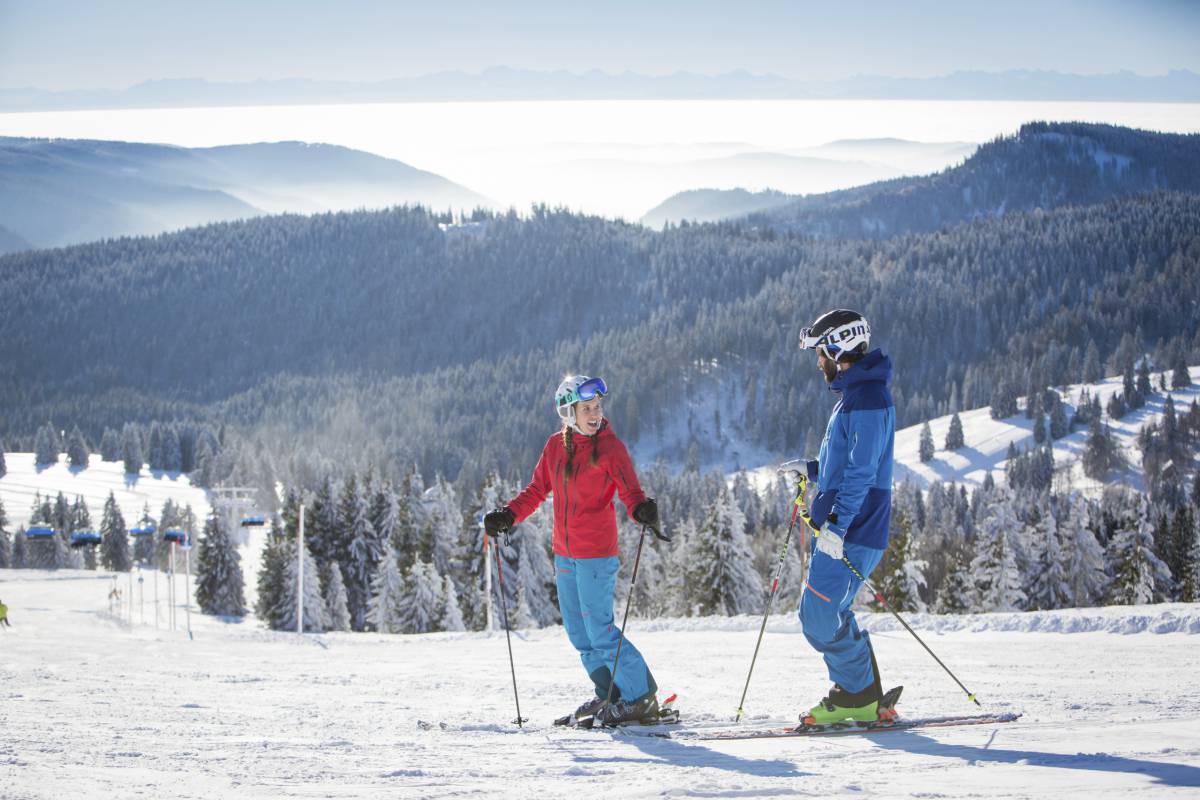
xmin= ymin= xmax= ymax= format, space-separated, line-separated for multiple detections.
xmin=4 ymin=98 xmax=1197 ymax=219
xmin=1 ymin=1 xmax=1198 ymax=92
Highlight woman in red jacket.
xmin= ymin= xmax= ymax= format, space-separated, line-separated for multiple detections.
xmin=484 ymin=375 xmax=663 ymax=726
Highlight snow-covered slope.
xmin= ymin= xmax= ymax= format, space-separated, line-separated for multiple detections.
xmin=0 ymin=452 xmax=211 ymax=530
xmin=732 ymin=366 xmax=1199 ymax=496
xmin=1 ymin=569 xmax=1198 ymax=798
xmin=893 ymin=366 xmax=1200 ymax=492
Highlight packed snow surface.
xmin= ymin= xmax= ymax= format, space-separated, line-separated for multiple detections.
xmin=1 ymin=569 xmax=1198 ymax=798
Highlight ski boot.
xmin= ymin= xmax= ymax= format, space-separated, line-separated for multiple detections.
xmin=799 ymin=686 xmax=903 ymax=730
xmin=553 ymin=695 xmax=608 ymax=727
xmin=800 ymin=683 xmax=881 ymax=726
xmin=596 ymin=693 xmax=660 ymax=727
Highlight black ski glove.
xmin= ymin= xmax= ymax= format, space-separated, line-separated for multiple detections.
xmin=483 ymin=507 xmax=515 ymax=538
xmin=633 ymin=499 xmax=670 ymax=542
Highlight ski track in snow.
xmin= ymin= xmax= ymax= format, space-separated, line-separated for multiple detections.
xmin=1 ymin=570 xmax=1199 ymax=798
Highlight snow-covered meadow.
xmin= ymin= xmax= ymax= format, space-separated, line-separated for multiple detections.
xmin=1 ymin=569 xmax=1198 ymax=799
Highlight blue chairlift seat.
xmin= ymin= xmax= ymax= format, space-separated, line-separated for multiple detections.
xmin=70 ymin=530 xmax=102 ymax=548
xmin=129 ymin=522 xmax=157 ymax=537
xmin=26 ymin=525 xmax=56 ymax=539
xmin=163 ymin=529 xmax=188 ymax=545
xmin=240 ymin=515 xmax=267 ymax=527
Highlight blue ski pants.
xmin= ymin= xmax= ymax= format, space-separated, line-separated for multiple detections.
xmin=798 ymin=539 xmax=885 ymax=694
xmin=554 ymin=555 xmax=657 ymax=702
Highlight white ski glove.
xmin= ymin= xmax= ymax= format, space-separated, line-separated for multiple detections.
xmin=815 ymin=529 xmax=844 ymax=561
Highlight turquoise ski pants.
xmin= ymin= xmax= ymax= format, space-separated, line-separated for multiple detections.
xmin=554 ymin=555 xmax=657 ymax=702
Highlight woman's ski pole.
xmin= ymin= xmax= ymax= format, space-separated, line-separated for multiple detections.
xmin=799 ymin=504 xmax=982 ymax=707
xmin=734 ymin=471 xmax=807 ymax=722
xmin=491 ymin=534 xmax=528 ymax=726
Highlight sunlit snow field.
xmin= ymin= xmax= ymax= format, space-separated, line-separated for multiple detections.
xmin=1 ymin=570 xmax=1198 ymax=798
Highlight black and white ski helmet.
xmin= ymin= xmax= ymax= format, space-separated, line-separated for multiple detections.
xmin=799 ymin=309 xmax=871 ymax=362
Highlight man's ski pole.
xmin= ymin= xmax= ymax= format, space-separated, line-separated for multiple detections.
xmin=603 ymin=524 xmax=649 ymax=710
xmin=491 ymin=534 xmax=527 ymax=727
xmin=800 ymin=506 xmax=982 ymax=707
xmin=734 ymin=474 xmax=807 ymax=722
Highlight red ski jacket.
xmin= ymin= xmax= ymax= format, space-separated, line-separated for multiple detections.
xmin=506 ymin=423 xmax=647 ymax=559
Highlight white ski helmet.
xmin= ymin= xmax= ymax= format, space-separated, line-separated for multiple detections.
xmin=799 ymin=309 xmax=871 ymax=362
xmin=555 ymin=375 xmax=608 ymax=434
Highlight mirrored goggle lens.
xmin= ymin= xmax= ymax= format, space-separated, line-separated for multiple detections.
xmin=798 ymin=327 xmax=824 ymax=350
xmin=576 ymin=377 xmax=607 ymax=401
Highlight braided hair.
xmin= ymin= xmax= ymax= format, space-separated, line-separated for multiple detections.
xmin=562 ymin=421 xmax=602 ymax=478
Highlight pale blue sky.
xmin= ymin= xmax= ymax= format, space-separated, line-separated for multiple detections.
xmin=1 ymin=0 xmax=1198 ymax=90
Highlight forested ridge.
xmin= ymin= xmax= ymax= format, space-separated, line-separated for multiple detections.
xmin=1 ymin=123 xmax=1198 ymax=494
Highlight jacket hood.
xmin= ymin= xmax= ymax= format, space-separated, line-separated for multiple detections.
xmin=830 ymin=349 xmax=892 ymax=394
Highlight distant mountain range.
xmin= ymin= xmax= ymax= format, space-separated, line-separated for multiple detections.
xmin=645 ymin=123 xmax=1200 ymax=233
xmin=0 ymin=138 xmax=491 ymax=251
xmin=4 ymin=68 xmax=1199 ymax=111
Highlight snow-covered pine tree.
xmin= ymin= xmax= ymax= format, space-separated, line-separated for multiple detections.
xmin=1049 ymin=399 xmax=1069 ymax=439
xmin=1027 ymin=502 xmax=1070 ymax=610
xmin=132 ymin=503 xmax=156 ymax=565
xmin=969 ymin=491 xmax=1027 ymax=612
xmin=343 ymin=478 xmax=381 ymax=631
xmin=324 ymin=561 xmax=351 ymax=632
xmin=1106 ymin=495 xmax=1172 ymax=605
xmin=71 ymin=496 xmax=96 ymax=569
xmin=194 ymin=513 xmax=246 ymax=617
xmin=0 ymin=438 xmax=7 ymax=478
xmin=0 ymin=498 xmax=10 ymax=568
xmin=438 ymin=574 xmax=466 ymax=632
xmin=944 ymin=413 xmax=965 ymax=450
xmin=121 ymin=423 xmax=143 ymax=475
xmin=418 ymin=477 xmax=461 ymax=581
xmin=397 ymin=560 xmax=444 ymax=633
xmin=255 ymin=515 xmax=290 ymax=628
xmin=156 ymin=499 xmax=181 ymax=571
xmin=1063 ymin=493 xmax=1108 ymax=606
xmin=33 ymin=423 xmax=60 ymax=466
xmin=12 ymin=528 xmax=27 ymax=569
xmin=919 ymin=422 xmax=935 ymax=462
xmin=99 ymin=492 xmax=130 ymax=572
xmin=367 ymin=543 xmax=406 ymax=634
xmin=872 ymin=507 xmax=927 ymax=612
xmin=933 ymin=545 xmax=972 ymax=614
xmin=304 ymin=477 xmax=338 ymax=566
xmin=686 ymin=489 xmax=762 ymax=616
xmin=1168 ymin=506 xmax=1197 ymax=601
xmin=66 ymin=425 xmax=89 ymax=469
xmin=1179 ymin=515 xmax=1200 ymax=603
xmin=99 ymin=428 xmax=120 ymax=462
xmin=275 ymin=539 xmax=328 ymax=633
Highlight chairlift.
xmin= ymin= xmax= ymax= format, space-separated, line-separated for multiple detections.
xmin=163 ymin=529 xmax=188 ymax=546
xmin=129 ymin=521 xmax=157 ymax=537
xmin=26 ymin=525 xmax=55 ymax=539
xmin=240 ymin=515 xmax=267 ymax=527
xmin=70 ymin=530 xmax=102 ymax=549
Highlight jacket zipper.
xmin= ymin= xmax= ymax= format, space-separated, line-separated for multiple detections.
xmin=562 ymin=460 xmax=572 ymax=557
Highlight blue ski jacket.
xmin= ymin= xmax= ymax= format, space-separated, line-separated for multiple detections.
xmin=804 ymin=349 xmax=895 ymax=550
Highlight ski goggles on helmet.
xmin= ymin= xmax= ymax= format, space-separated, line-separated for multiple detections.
xmin=556 ymin=376 xmax=608 ymax=408
xmin=799 ymin=319 xmax=870 ymax=360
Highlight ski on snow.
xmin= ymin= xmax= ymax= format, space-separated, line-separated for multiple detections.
xmin=616 ymin=687 xmax=1021 ymax=740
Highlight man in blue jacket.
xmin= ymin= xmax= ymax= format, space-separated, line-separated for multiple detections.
xmin=795 ymin=309 xmax=895 ymax=725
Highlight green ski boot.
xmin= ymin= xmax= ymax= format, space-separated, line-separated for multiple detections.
xmin=801 ymin=687 xmax=879 ymax=725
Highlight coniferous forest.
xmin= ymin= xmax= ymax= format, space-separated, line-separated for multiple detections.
xmin=2 ymin=121 xmax=1199 ymax=628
